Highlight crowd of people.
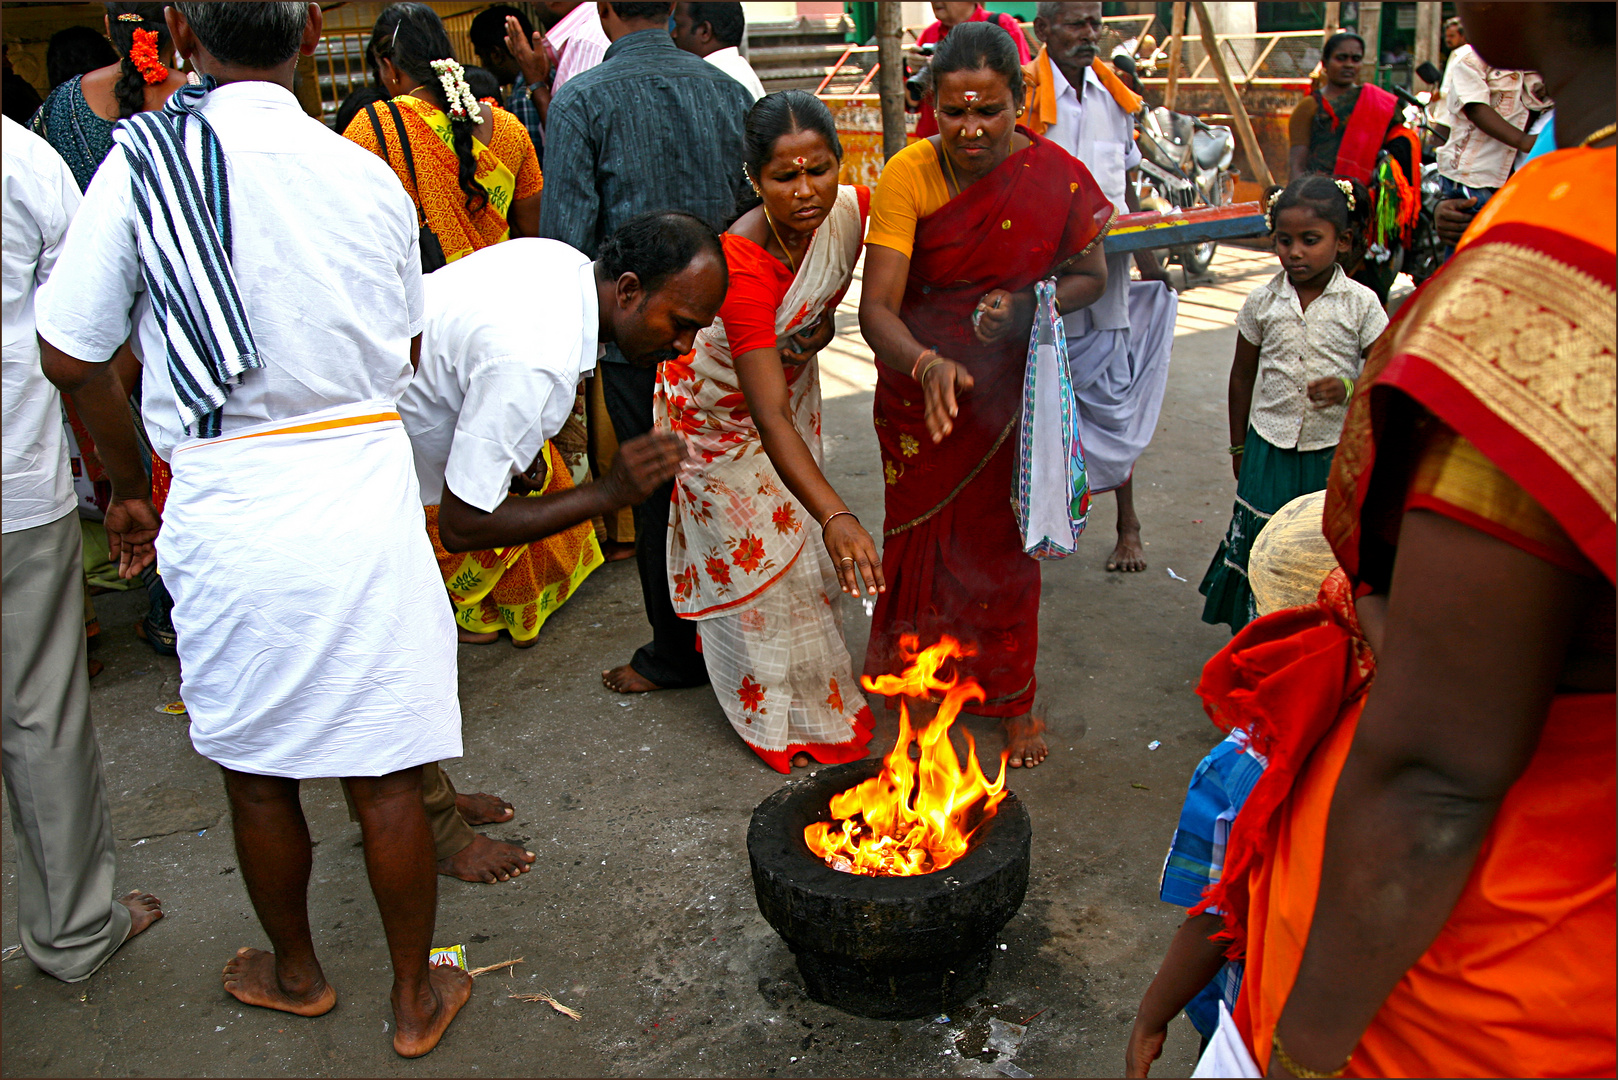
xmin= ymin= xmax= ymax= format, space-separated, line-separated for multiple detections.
xmin=1 ymin=0 xmax=1611 ymax=1072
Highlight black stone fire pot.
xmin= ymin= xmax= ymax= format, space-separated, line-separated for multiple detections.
xmin=747 ymin=757 xmax=1032 ymax=1021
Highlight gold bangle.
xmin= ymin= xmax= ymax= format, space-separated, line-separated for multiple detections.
xmin=1271 ymin=1032 xmax=1351 ymax=1079
xmin=910 ymin=347 xmax=939 ymax=382
xmin=918 ymin=356 xmax=947 ymax=385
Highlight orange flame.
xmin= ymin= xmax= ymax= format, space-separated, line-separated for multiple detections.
xmin=804 ymin=636 xmax=1009 ymax=876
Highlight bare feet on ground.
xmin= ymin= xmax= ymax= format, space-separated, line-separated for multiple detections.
xmin=458 ymin=629 xmax=500 ymax=644
xmin=1107 ymin=526 xmax=1147 ymax=572
xmin=221 ymin=947 xmax=337 ymax=1016
xmin=602 ymin=664 xmax=661 ymax=693
xmin=120 ymin=890 xmax=163 ymax=940
xmin=454 ymin=791 xmax=513 ymax=826
xmin=1003 ymin=710 xmax=1048 ymax=768
xmin=511 ymin=633 xmax=538 ymax=649
xmin=436 ymin=834 xmax=535 ymax=883
xmin=392 ymin=962 xmax=472 ymax=1058
xmin=791 ymin=752 xmax=812 ymax=768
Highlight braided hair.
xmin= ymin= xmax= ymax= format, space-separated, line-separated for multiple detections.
xmin=105 ymin=2 xmax=171 ymax=120
xmin=369 ymin=3 xmax=487 ymax=215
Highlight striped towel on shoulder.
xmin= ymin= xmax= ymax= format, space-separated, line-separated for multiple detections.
xmin=112 ymin=76 xmax=259 ymax=439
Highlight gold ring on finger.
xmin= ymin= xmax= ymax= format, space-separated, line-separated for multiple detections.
xmin=840 ymin=557 xmax=855 ymax=565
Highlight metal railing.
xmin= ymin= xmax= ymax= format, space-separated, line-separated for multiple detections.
xmin=1139 ymin=29 xmax=1328 ymax=89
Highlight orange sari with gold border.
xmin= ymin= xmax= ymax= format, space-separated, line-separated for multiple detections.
xmin=1195 ymin=147 xmax=1616 ymax=1077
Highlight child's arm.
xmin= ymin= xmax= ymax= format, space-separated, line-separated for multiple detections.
xmin=1124 ymin=911 xmax=1231 ymax=1077
xmin=1227 ymin=334 xmax=1260 ymax=479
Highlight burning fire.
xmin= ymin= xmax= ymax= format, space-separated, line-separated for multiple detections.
xmin=804 ymin=636 xmax=1009 ymax=876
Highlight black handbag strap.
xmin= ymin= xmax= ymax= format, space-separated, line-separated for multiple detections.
xmin=366 ymin=101 xmax=429 ymax=228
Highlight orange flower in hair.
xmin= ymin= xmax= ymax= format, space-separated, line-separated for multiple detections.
xmin=129 ymin=28 xmax=169 ymax=85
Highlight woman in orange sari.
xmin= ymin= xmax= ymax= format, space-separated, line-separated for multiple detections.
xmin=1184 ymin=4 xmax=1614 ymax=1076
xmin=858 ymin=21 xmax=1113 ymax=767
xmin=344 ymin=3 xmax=541 ymax=260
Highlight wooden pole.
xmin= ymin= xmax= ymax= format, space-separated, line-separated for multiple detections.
xmin=1164 ymin=2 xmax=1185 ymax=112
xmin=1413 ymin=1 xmax=1441 ymax=83
xmin=1323 ymin=1 xmax=1339 ymax=38
xmin=1357 ymin=1 xmax=1383 ymax=88
xmin=876 ymin=1 xmax=907 ymax=161
xmin=1189 ymin=1 xmax=1273 ymax=189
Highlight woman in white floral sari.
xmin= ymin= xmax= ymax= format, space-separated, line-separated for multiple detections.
xmin=655 ymin=91 xmax=881 ymax=772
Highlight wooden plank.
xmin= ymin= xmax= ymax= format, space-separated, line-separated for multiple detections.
xmin=1103 ymin=203 xmax=1268 ymax=254
xmin=1243 ymin=34 xmax=1281 ymax=90
xmin=876 ymin=2 xmax=906 ymax=162
xmin=1190 ymin=1 xmax=1274 ymax=188
xmin=1164 ymin=2 xmax=1185 ymax=112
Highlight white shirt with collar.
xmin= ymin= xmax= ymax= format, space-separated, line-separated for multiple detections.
xmin=35 ymin=80 xmax=423 ymax=462
xmin=704 ymin=46 xmax=765 ymax=101
xmin=399 ymin=238 xmax=600 ymax=512
xmin=1045 ymin=59 xmax=1140 ymax=333
xmin=2 ymin=116 xmax=82 ymax=533
xmin=1235 ymin=263 xmax=1388 ymax=452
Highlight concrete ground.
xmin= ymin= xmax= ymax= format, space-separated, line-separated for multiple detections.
xmin=3 ymin=247 xmax=1286 ymax=1078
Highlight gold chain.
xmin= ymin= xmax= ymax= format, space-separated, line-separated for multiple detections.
xmin=1271 ymin=1032 xmax=1351 ymax=1079
xmin=1580 ymin=121 xmax=1618 ymax=148
xmin=763 ymin=208 xmax=799 ymax=274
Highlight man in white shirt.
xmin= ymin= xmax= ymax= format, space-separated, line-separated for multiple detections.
xmin=1027 ymin=2 xmax=1178 ymax=574
xmin=672 ymin=2 xmax=766 ymax=102
xmin=38 ymin=3 xmax=467 ymax=1058
xmin=1434 ymin=41 xmax=1534 ymax=255
xmin=2 ymin=115 xmax=164 ymax=985
xmin=396 ymin=218 xmax=724 ymax=877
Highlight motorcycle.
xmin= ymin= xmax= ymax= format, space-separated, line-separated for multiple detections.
xmin=1132 ymin=106 xmax=1237 ymax=276
xmin=1390 ymin=83 xmax=1446 ymax=285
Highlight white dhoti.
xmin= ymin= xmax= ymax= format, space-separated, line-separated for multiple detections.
xmin=160 ymin=402 xmax=462 ymax=778
xmin=1065 ymin=279 xmax=1178 ymax=493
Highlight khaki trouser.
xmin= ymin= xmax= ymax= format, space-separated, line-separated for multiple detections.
xmin=345 ymin=760 xmax=472 ymax=862
xmin=2 ymin=510 xmax=131 ymax=981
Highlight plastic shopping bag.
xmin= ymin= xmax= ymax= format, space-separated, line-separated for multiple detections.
xmin=1013 ymin=277 xmax=1089 ymax=559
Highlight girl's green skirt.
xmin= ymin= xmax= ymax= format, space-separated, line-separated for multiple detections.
xmin=1199 ymin=427 xmax=1337 ymax=633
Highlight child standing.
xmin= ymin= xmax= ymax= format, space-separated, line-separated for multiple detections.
xmin=1125 ymin=729 xmax=1268 ymax=1077
xmin=1199 ymin=176 xmax=1387 ymax=632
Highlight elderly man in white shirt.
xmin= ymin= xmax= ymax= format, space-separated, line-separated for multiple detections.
xmin=38 ymin=2 xmax=468 ymax=1058
xmin=392 ymin=219 xmax=724 ymax=880
xmin=671 ymin=2 xmax=766 ymax=102
xmin=1027 ymin=2 xmax=1178 ymax=573
xmin=2 ymin=115 xmax=165 ymax=985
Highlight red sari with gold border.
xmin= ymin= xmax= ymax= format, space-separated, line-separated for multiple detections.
xmin=863 ymin=129 xmax=1113 ymax=716
xmin=1194 ymin=146 xmax=1616 ymax=1076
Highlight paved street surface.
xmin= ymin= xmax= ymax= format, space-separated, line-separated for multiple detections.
xmin=2 ymin=248 xmax=1283 ymax=1078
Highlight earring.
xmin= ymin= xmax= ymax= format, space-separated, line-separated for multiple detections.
xmin=1016 ymin=106 xmax=1026 ymax=117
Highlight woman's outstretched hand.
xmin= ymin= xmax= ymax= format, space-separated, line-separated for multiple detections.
xmin=921 ymin=358 xmax=974 ymax=442
xmin=824 ymin=515 xmax=885 ymax=597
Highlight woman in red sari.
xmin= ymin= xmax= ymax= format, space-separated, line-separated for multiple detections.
xmin=1184 ymin=4 xmax=1614 ymax=1076
xmin=859 ymin=21 xmax=1113 ymax=768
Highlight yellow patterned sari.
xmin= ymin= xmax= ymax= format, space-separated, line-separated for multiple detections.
xmin=423 ymin=441 xmax=603 ymax=644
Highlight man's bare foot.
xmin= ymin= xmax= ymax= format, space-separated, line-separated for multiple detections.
xmin=1107 ymin=526 xmax=1147 ymax=572
xmin=454 ymin=792 xmax=513 ymax=826
xmin=602 ymin=664 xmax=662 ymax=693
xmin=601 ymin=540 xmax=636 ymax=563
xmin=1003 ymin=710 xmax=1048 ymax=768
xmin=458 ymin=629 xmax=499 ymax=644
xmin=436 ymin=834 xmax=535 ymax=884
xmin=221 ymin=947 xmax=337 ymax=1016
xmin=119 ymin=890 xmax=163 ymax=940
xmin=393 ymin=962 xmax=472 ymax=1057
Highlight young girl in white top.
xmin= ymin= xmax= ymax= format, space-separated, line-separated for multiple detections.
xmin=1199 ymin=175 xmax=1387 ymax=631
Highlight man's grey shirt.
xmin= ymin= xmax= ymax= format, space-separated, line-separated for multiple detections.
xmin=540 ymin=29 xmax=752 ymax=362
